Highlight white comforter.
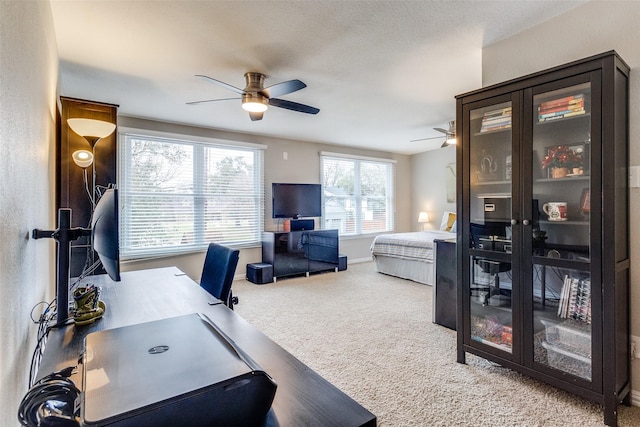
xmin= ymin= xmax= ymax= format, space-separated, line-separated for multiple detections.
xmin=370 ymin=230 xmax=456 ymax=262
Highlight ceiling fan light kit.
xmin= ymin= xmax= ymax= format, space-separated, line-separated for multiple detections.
xmin=242 ymin=97 xmax=268 ymax=113
xmin=442 ymin=135 xmax=457 ymax=147
xmin=411 ymin=120 xmax=457 ymax=148
xmin=189 ymin=71 xmax=319 ymax=121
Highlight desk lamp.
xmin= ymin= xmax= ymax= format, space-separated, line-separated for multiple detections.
xmin=418 ymin=211 xmax=429 ymax=231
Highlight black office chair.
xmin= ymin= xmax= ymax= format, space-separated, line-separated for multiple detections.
xmin=473 ymin=258 xmax=512 ymax=305
xmin=200 ymin=242 xmax=240 ymax=310
xmin=469 ymin=223 xmax=512 ymax=306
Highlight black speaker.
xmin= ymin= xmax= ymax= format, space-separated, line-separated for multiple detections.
xmin=246 ymin=263 xmax=273 ymax=284
xmin=290 ymin=219 xmax=314 ymax=231
xmin=338 ymin=254 xmax=347 ymax=271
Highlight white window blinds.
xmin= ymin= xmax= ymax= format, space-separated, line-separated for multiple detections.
xmin=320 ymin=152 xmax=395 ymax=235
xmin=119 ymin=132 xmax=264 ymax=258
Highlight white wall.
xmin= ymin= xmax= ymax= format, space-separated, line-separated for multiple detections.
xmin=482 ymin=0 xmax=640 ymax=400
xmin=411 ymin=145 xmax=456 ymax=231
xmin=118 ymin=116 xmax=412 ymax=281
xmin=0 ymin=1 xmax=58 ymax=424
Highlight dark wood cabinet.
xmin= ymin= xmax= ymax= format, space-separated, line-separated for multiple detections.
xmin=455 ymin=51 xmax=630 ymax=426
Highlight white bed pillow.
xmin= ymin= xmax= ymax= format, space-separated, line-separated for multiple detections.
xmin=440 ymin=211 xmax=457 ymax=232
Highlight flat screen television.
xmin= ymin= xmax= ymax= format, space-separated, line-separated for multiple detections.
xmin=92 ymin=188 xmax=121 ymax=282
xmin=272 ymin=183 xmax=322 ymax=219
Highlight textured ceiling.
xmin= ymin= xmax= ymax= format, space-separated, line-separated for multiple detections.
xmin=50 ymin=1 xmax=585 ymax=154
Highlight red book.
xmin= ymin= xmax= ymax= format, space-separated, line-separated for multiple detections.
xmin=539 ymin=94 xmax=584 ymax=110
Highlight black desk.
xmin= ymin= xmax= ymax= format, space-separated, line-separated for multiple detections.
xmin=37 ymin=267 xmax=376 ymax=426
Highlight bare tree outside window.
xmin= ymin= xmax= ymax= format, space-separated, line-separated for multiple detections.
xmin=120 ymin=134 xmax=264 ymax=258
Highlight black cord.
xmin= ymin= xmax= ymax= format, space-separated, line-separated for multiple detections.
xmin=28 ymin=300 xmax=74 ymax=388
xmin=28 ymin=300 xmax=56 ymax=387
xmin=18 ymin=367 xmax=80 ymax=427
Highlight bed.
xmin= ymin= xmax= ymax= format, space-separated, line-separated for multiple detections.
xmin=370 ymin=212 xmax=456 ymax=285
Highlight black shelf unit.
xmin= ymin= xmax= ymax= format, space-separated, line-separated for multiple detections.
xmin=455 ymin=51 xmax=630 ymax=426
xmin=262 ymin=230 xmax=340 ymax=280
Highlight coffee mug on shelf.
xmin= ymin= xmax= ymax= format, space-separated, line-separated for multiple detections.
xmin=543 ymin=202 xmax=568 ymax=221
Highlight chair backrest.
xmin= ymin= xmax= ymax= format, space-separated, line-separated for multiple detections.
xmin=200 ymin=243 xmax=240 ymax=308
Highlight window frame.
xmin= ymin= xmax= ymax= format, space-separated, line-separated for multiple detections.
xmin=118 ymin=128 xmax=265 ymax=259
xmin=320 ymin=151 xmax=395 ymax=236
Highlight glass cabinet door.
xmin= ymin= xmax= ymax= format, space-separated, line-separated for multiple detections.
xmin=529 ymin=82 xmax=593 ymax=381
xmin=467 ymin=100 xmax=515 ymax=354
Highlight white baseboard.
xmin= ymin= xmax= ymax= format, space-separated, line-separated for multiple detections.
xmin=348 ymin=257 xmax=373 ymax=264
xmin=629 ymin=389 xmax=640 ymax=407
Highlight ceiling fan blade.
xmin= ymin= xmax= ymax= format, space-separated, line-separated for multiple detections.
xmin=410 ymin=136 xmax=444 ymax=143
xmin=269 ymin=98 xmax=319 ymax=114
xmin=195 ymin=74 xmax=245 ymax=95
xmin=186 ymin=97 xmax=240 ymax=105
xmin=261 ymin=79 xmax=306 ymax=98
xmin=434 ymin=127 xmax=451 ymax=134
xmin=249 ymin=111 xmax=264 ymax=121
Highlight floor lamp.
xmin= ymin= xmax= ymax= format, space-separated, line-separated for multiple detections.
xmin=68 ymin=118 xmax=116 ymax=209
xmin=68 ymin=118 xmax=115 ymax=319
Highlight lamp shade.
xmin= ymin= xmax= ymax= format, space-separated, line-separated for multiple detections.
xmin=68 ymin=118 xmax=116 ymax=143
xmin=72 ymin=150 xmax=94 ymax=168
xmin=418 ymin=211 xmax=429 ymax=223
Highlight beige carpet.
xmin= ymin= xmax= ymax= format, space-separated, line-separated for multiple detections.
xmin=233 ymin=261 xmax=640 ymax=426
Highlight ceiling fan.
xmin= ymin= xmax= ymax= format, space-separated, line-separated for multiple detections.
xmin=187 ymin=72 xmax=320 ymax=121
xmin=410 ymin=120 xmax=456 ymax=147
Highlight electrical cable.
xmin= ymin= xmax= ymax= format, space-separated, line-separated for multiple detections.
xmin=28 ymin=300 xmax=56 ymax=387
xmin=28 ymin=300 xmax=75 ymax=388
xmin=18 ymin=367 xmax=80 ymax=427
xmin=82 ymin=168 xmax=93 ymax=209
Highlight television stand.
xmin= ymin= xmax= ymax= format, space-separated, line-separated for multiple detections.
xmin=262 ymin=230 xmax=339 ymax=280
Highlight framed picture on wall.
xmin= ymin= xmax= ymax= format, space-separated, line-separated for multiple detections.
xmin=446 ymin=163 xmax=456 ymax=203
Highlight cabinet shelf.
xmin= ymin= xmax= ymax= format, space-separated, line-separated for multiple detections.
xmin=539 ymin=220 xmax=589 ymax=226
xmin=474 ymin=179 xmax=511 ymax=186
xmin=471 ymin=336 xmax=512 ymax=353
xmin=535 ymin=175 xmax=589 ymax=183
xmin=535 ymin=112 xmax=591 ymax=125
xmin=473 ymin=128 xmax=511 ymax=137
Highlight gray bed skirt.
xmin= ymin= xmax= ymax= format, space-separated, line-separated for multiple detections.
xmin=373 ymin=255 xmax=433 ymax=285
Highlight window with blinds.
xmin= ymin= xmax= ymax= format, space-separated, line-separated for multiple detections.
xmin=119 ymin=132 xmax=264 ymax=259
xmin=320 ymin=152 xmax=395 ymax=235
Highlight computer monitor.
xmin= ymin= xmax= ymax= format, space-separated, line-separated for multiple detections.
xmin=92 ymin=188 xmax=121 ymax=282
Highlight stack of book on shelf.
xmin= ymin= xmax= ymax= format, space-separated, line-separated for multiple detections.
xmin=557 ymin=275 xmax=591 ymax=324
xmin=538 ymin=94 xmax=586 ymax=122
xmin=480 ymin=107 xmax=512 ymax=133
